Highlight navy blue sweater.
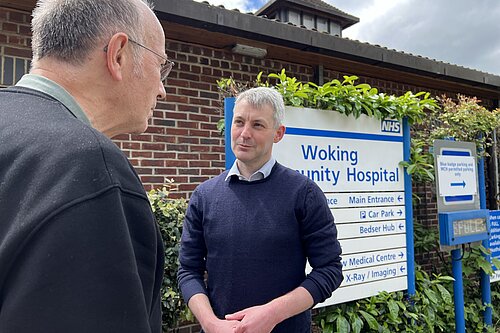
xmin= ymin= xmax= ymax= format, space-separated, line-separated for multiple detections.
xmin=178 ymin=163 xmax=343 ymax=332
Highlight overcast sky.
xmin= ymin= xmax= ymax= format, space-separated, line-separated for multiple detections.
xmin=194 ymin=0 xmax=500 ymax=76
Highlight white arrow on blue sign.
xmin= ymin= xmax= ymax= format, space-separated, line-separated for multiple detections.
xmin=437 ymin=155 xmax=477 ymax=197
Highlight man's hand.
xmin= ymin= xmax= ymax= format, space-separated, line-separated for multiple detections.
xmin=225 ymin=286 xmax=314 ymax=333
xmin=204 ymin=318 xmax=242 ymax=333
xmin=225 ymin=304 xmax=278 ymax=333
xmin=188 ymin=294 xmax=242 ymax=333
xmin=189 ymin=288 xmax=313 ymax=333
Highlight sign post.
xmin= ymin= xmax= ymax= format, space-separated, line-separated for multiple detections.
xmin=433 ymin=139 xmax=491 ymax=332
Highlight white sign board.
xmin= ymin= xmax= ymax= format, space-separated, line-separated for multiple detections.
xmin=274 ymin=107 xmax=407 ymax=306
xmin=436 ymin=155 xmax=477 ymax=197
xmin=433 ymin=140 xmax=479 ymax=211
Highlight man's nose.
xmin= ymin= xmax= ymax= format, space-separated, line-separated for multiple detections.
xmin=157 ymin=81 xmax=167 ymax=100
xmin=240 ymin=124 xmax=252 ymax=138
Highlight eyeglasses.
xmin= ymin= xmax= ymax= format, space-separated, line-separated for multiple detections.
xmin=104 ymin=37 xmax=175 ymax=81
xmin=128 ymin=38 xmax=174 ymax=81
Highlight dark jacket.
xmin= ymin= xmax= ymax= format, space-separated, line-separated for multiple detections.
xmin=0 ymin=86 xmax=164 ymax=333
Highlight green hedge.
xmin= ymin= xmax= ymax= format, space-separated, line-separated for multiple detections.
xmin=148 ymin=186 xmax=190 ymax=331
xmin=315 ymin=268 xmax=500 ymax=332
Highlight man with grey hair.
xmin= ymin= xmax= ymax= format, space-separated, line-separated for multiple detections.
xmin=178 ymin=87 xmax=343 ymax=332
xmin=0 ymin=0 xmax=172 ymax=332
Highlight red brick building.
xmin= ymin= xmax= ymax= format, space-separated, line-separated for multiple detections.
xmin=2 ymin=0 xmax=500 ymax=318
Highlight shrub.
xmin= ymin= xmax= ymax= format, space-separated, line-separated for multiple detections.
xmin=315 ymin=263 xmax=500 ymax=332
xmin=217 ymin=69 xmax=438 ymax=125
xmin=315 ymin=267 xmax=456 ymax=333
xmin=148 ymin=185 xmax=189 ymax=331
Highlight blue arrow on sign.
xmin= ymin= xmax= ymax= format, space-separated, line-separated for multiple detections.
xmin=450 ymin=181 xmax=466 ymax=188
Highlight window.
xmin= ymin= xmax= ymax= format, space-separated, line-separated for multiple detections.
xmin=317 ymin=17 xmax=329 ymax=33
xmin=2 ymin=56 xmax=13 ymax=86
xmin=277 ymin=9 xmax=287 ymax=21
xmin=303 ymin=13 xmax=314 ymax=29
xmin=330 ymin=22 xmax=341 ymax=37
xmin=1 ymin=56 xmax=30 ymax=86
xmin=288 ymin=10 xmax=300 ymax=25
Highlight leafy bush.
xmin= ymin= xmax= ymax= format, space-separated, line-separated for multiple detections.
xmin=404 ymin=94 xmax=500 ymax=184
xmin=315 ymin=254 xmax=500 ymax=333
xmin=431 ymin=95 xmax=500 ymax=151
xmin=318 ymin=215 xmax=500 ymax=332
xmin=148 ymin=185 xmax=189 ymax=331
xmin=268 ymin=69 xmax=437 ymax=125
xmin=217 ymin=69 xmax=437 ymax=126
xmin=315 ymin=268 xmax=456 ymax=333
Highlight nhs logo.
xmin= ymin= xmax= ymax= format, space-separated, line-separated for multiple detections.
xmin=381 ymin=120 xmax=401 ymax=134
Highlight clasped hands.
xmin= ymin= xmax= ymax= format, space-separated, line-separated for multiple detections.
xmin=207 ymin=304 xmax=279 ymax=333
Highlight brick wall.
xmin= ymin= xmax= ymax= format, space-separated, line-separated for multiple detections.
xmin=0 ymin=7 xmax=31 ymax=86
xmin=0 ymin=8 xmax=31 ymax=50
xmin=116 ymin=40 xmax=315 ymax=198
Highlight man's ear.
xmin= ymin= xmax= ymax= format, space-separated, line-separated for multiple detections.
xmin=104 ymin=33 xmax=129 ymax=81
xmin=273 ymin=125 xmax=286 ymax=143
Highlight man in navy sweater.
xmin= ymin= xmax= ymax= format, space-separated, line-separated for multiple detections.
xmin=178 ymin=87 xmax=343 ymax=332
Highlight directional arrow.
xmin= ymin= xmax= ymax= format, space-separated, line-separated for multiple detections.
xmin=397 ymin=195 xmax=403 ymax=202
xmin=399 ymin=252 xmax=404 ymax=259
xmin=397 ymin=209 xmax=403 ymax=216
xmin=450 ymin=181 xmax=466 ymax=188
xmin=398 ymin=223 xmax=404 ymax=231
xmin=400 ymin=266 xmax=406 ymax=273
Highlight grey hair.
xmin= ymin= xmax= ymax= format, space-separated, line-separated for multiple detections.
xmin=235 ymin=87 xmax=285 ymax=128
xmin=31 ymin=0 xmax=154 ymax=65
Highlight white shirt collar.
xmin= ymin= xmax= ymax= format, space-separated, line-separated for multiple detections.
xmin=225 ymin=157 xmax=276 ymax=182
